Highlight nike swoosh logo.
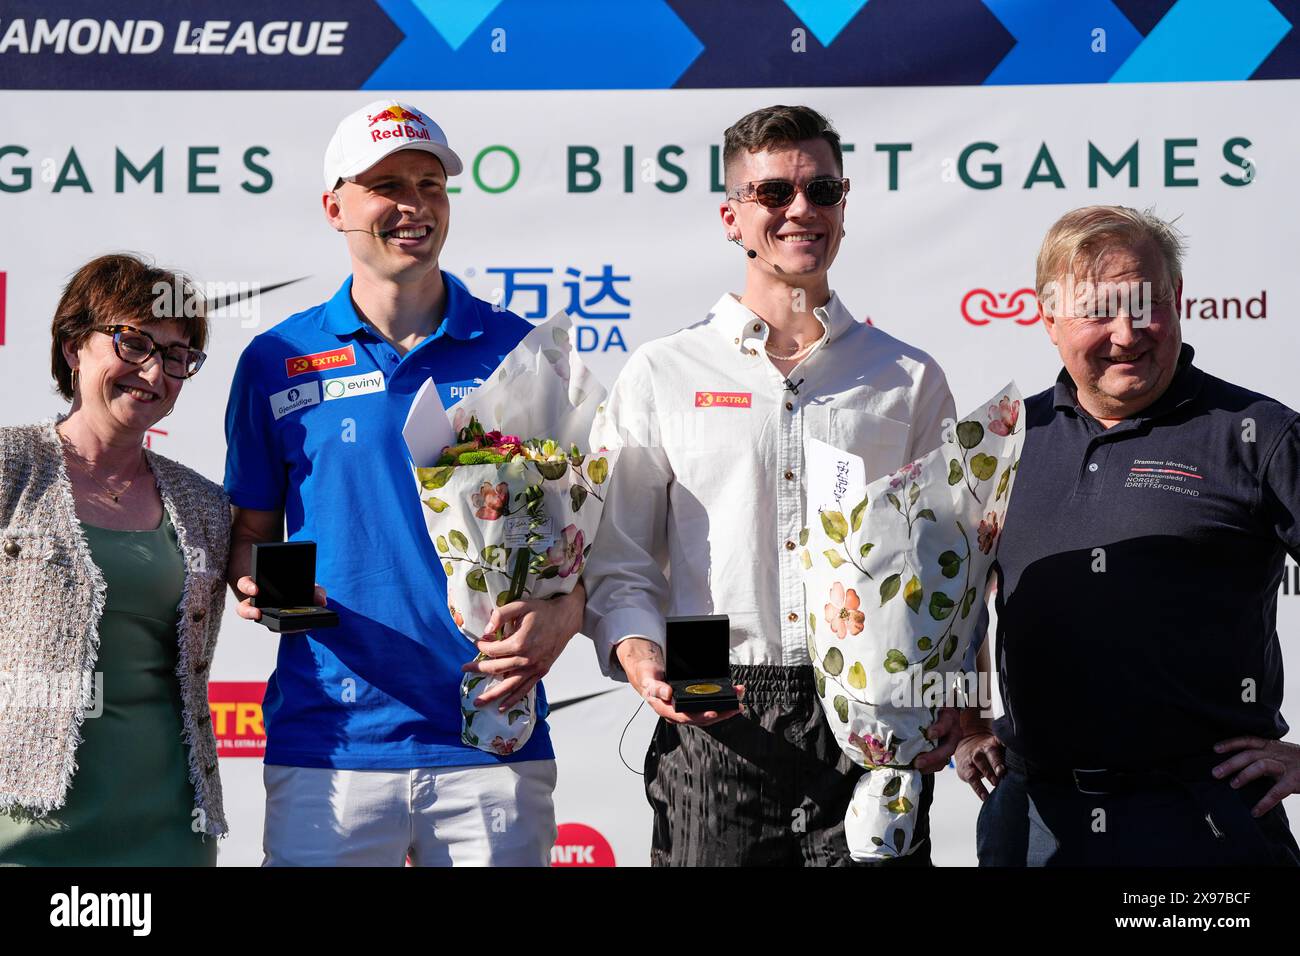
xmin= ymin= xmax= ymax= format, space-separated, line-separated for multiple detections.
xmin=205 ymin=276 xmax=310 ymax=313
xmin=547 ymin=687 xmax=622 ymax=712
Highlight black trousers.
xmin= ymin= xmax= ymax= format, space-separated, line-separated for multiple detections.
xmin=645 ymin=664 xmax=935 ymax=866
xmin=977 ymin=761 xmax=1300 ymax=867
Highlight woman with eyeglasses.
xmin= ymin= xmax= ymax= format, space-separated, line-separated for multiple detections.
xmin=0 ymin=253 xmax=230 ymax=865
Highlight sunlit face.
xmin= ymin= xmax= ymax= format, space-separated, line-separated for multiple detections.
xmin=64 ymin=318 xmax=190 ymax=437
xmin=323 ymin=148 xmax=450 ymax=282
xmin=1039 ymin=242 xmax=1183 ymax=419
xmin=719 ymin=138 xmax=845 ymax=286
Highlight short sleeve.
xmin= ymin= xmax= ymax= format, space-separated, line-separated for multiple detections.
xmin=223 ymin=343 xmax=288 ymax=511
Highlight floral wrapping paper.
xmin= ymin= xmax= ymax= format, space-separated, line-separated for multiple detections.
xmin=800 ymin=385 xmax=1025 ymax=860
xmin=405 ymin=312 xmax=617 ymax=756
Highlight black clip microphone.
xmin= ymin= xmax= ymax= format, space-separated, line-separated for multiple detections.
xmin=730 ymin=237 xmax=782 ymax=273
xmin=784 ymin=377 xmax=804 ymax=395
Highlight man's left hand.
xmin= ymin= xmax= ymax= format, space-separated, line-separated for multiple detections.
xmin=914 ymin=707 xmax=962 ymax=773
xmin=1212 ymin=736 xmax=1300 ymax=816
xmin=462 ymin=583 xmax=586 ymax=712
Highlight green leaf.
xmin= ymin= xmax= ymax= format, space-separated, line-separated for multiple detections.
xmin=882 ymin=777 xmax=902 ymax=797
xmin=833 ymin=695 xmax=849 ymax=723
xmin=553 ymin=326 xmax=569 ymax=347
xmin=883 ymin=649 xmax=909 ymax=674
xmin=823 ymin=549 xmax=846 ymax=569
xmin=879 ymin=573 xmax=901 ymax=606
xmin=917 ymin=637 xmax=932 ymax=651
xmin=871 ymin=836 xmax=885 ymax=847
xmin=903 ymin=575 xmax=923 ymax=614
xmin=449 ymin=530 xmax=468 ymax=552
xmin=938 ymin=550 xmax=962 ymax=578
xmin=570 ymin=484 xmax=588 ymax=513
xmin=847 ymin=661 xmax=867 ymax=690
xmin=436 ymin=535 xmax=449 ymax=554
xmin=996 ymin=467 xmax=1011 ymax=501
xmin=814 ymin=668 xmax=826 ymax=698
xmin=417 ymin=465 xmax=454 ymax=490
xmin=970 ymin=453 xmax=998 ymax=481
xmin=1013 ymin=457 xmax=1020 ymax=471
xmin=922 ymin=653 xmax=940 ymax=671
xmin=943 ymin=633 xmax=959 ymax=661
xmin=956 ymin=420 xmax=985 ymax=449
xmin=851 ymin=496 xmax=869 ymax=532
xmin=820 ymin=510 xmax=849 ymax=544
xmin=423 ymin=497 xmax=449 ymax=513
xmin=908 ymin=482 xmax=921 ymax=505
xmin=928 ymin=591 xmax=955 ymax=621
xmin=466 ymin=568 xmax=488 ymax=592
xmin=798 ymin=527 xmax=810 ymax=547
xmin=860 ymin=542 xmax=875 ymax=559
xmin=496 ymin=590 xmax=513 ymax=607
xmin=442 ymin=561 xmax=454 ymax=576
xmin=808 ymin=611 xmax=817 ymax=634
xmin=823 ymin=647 xmax=844 ymax=677
xmin=893 ymin=827 xmax=907 ymax=852
xmin=917 ymin=508 xmax=936 ymax=522
xmin=482 ymin=544 xmax=499 ymax=565
xmin=801 ymin=549 xmax=813 ymax=570
xmin=947 ymin=459 xmax=964 ymax=485
xmin=806 ymin=621 xmax=817 ymax=660
xmin=886 ymin=492 xmax=902 ymax=512
xmin=539 ymin=566 xmax=560 ymax=580
xmin=467 ymin=675 xmax=486 ymax=692
xmin=587 ymin=457 xmax=609 ymax=485
xmin=961 ymin=587 xmax=978 ymax=619
xmin=885 ymin=796 xmax=914 ymax=815
xmin=507 ymin=709 xmax=525 ymax=725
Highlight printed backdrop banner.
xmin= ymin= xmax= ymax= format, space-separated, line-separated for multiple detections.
xmin=2 ymin=80 xmax=1298 ymax=865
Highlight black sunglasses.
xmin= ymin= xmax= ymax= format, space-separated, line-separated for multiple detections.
xmin=729 ymin=177 xmax=850 ymax=209
xmin=93 ymin=324 xmax=207 ymax=379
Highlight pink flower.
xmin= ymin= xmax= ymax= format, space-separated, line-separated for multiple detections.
xmin=472 ymin=481 xmax=509 ymax=520
xmin=490 ymin=735 xmax=518 ymax=755
xmin=889 ymin=459 xmax=923 ymax=490
xmin=977 ymin=511 xmax=1000 ymax=554
xmin=824 ymin=581 xmax=865 ymax=640
xmin=988 ymin=396 xmax=1020 ymax=436
xmin=545 ymin=524 xmax=585 ymax=578
xmin=848 ymin=731 xmax=894 ymax=768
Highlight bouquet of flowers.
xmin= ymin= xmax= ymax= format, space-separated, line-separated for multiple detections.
xmin=403 ymin=312 xmax=617 ymax=756
xmin=800 ymin=385 xmax=1025 ymax=860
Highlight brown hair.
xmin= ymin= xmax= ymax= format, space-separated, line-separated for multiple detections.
xmin=722 ymin=105 xmax=843 ymax=190
xmin=50 ymin=253 xmax=210 ymax=401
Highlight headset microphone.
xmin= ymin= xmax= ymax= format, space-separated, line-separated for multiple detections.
xmin=729 ymin=237 xmax=781 ymax=273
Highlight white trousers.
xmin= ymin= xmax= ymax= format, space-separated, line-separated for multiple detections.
xmin=262 ymin=760 xmax=558 ymax=867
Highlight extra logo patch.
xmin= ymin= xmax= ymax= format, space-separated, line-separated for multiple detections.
xmin=695 ymin=391 xmax=752 ymax=409
xmin=322 ymin=370 xmax=386 ymax=402
xmin=269 ymin=381 xmax=321 ymax=420
xmin=286 ymin=345 xmax=356 ymax=378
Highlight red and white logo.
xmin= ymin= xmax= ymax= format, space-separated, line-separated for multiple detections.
xmin=286 ymin=344 xmax=356 ymax=377
xmin=550 ymin=823 xmax=616 ymax=867
xmin=961 ymin=288 xmax=1039 ymax=327
xmin=208 ymin=681 xmax=267 ymax=757
xmin=695 ymin=391 xmax=752 ymax=409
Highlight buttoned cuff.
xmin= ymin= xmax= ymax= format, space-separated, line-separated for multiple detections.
xmin=593 ymin=606 xmax=666 ymax=682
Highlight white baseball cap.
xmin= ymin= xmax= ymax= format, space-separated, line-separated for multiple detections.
xmin=323 ymin=99 xmax=463 ymax=189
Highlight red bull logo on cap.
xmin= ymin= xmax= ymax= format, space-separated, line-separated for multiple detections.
xmin=367 ymin=105 xmax=427 ymax=127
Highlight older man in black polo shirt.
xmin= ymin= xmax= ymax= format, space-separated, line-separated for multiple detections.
xmin=956 ymin=205 xmax=1300 ymax=866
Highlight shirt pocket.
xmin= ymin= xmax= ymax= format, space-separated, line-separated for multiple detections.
xmin=806 ymin=405 xmax=912 ymax=483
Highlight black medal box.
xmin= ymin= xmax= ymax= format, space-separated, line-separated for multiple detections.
xmin=665 ymin=614 xmax=740 ymax=714
xmin=251 ymin=541 xmax=338 ymax=633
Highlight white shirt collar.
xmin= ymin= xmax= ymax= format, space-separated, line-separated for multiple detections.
xmin=708 ymin=290 xmax=858 ymax=357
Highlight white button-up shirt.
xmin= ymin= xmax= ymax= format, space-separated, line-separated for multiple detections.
xmin=584 ymin=292 xmax=955 ymax=677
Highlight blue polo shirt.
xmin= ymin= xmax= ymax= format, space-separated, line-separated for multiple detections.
xmin=991 ymin=345 xmax=1300 ymax=770
xmin=224 ymin=274 xmax=553 ymax=769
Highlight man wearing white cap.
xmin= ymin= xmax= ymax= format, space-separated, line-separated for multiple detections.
xmin=222 ymin=101 xmax=585 ymax=866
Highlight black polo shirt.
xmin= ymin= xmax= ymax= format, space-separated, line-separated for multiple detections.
xmin=993 ymin=344 xmax=1300 ymax=770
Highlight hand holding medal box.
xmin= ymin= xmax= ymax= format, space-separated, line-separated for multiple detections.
xmin=402 ymin=312 xmax=619 ymax=756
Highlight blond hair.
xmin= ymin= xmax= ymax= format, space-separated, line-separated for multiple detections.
xmin=1035 ymin=206 xmax=1185 ymax=314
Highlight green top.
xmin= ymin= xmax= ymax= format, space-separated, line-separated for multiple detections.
xmin=0 ymin=511 xmax=217 ymax=866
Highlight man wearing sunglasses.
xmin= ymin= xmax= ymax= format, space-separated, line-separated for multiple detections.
xmin=221 ymin=101 xmax=584 ymax=866
xmin=583 ymin=105 xmax=960 ymax=865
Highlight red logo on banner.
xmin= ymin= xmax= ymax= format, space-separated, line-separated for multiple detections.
xmin=550 ymin=823 xmax=616 ymax=867
xmin=208 ymin=681 xmax=268 ymax=757
xmin=285 ymin=344 xmax=356 ymax=377
xmin=961 ymin=288 xmax=1039 ymax=327
xmin=695 ymin=391 xmax=752 ymax=409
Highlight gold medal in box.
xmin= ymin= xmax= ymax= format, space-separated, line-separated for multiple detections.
xmin=250 ymin=541 xmax=339 ymax=633
xmin=665 ymin=615 xmax=740 ymax=714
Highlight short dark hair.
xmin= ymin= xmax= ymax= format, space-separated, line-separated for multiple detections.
xmin=722 ymin=105 xmax=843 ymax=190
xmin=50 ymin=253 xmax=210 ymax=401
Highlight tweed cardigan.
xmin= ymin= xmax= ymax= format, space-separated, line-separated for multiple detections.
xmin=0 ymin=418 xmax=230 ymax=836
